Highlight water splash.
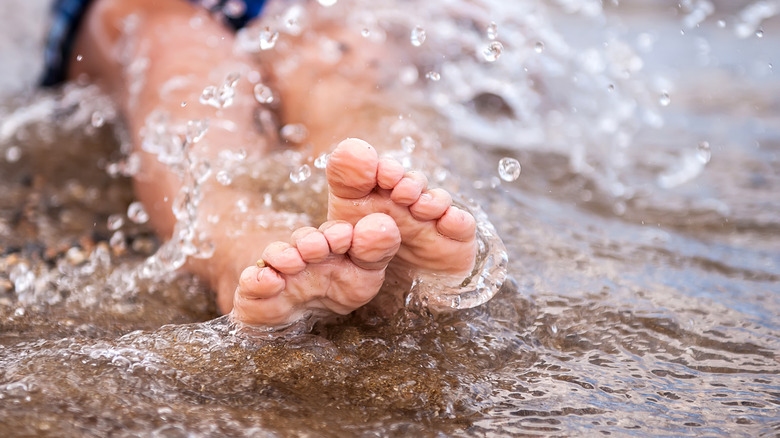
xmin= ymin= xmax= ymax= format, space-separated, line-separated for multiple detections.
xmin=411 ymin=26 xmax=427 ymax=47
xmin=290 ymin=164 xmax=312 ymax=183
xmin=127 ymin=202 xmax=150 ymax=224
xmin=486 ymin=21 xmax=498 ymax=40
xmin=253 ymin=83 xmax=275 ymax=104
xmin=497 ymin=157 xmax=521 ymax=181
xmin=482 ymin=41 xmax=504 ymax=62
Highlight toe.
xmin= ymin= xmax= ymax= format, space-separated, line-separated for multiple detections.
xmin=349 ymin=213 xmax=401 ymax=270
xmin=237 ymin=265 xmax=285 ymax=300
xmin=377 ymin=157 xmax=405 ymax=189
xmin=262 ymin=242 xmax=307 ymax=274
xmin=409 ymin=188 xmax=452 ymax=221
xmin=292 ymin=228 xmax=330 ymax=263
xmin=326 ymin=138 xmax=379 ymax=199
xmin=436 ymin=206 xmax=477 ymax=242
xmin=390 ymin=171 xmax=427 ymax=205
xmin=320 ymin=220 xmax=354 ymax=254
xmin=436 ymin=205 xmax=477 ymax=242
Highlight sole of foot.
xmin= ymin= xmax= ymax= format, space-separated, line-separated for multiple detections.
xmin=231 ymin=213 xmax=401 ymax=327
xmin=326 ymin=138 xmax=478 ymax=283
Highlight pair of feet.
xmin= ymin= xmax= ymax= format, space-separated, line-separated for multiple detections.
xmin=230 ymin=138 xmax=478 ymax=327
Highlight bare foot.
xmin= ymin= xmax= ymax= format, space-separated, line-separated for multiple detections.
xmin=326 ymin=138 xmax=478 ymax=285
xmin=231 ymin=213 xmax=401 ymax=326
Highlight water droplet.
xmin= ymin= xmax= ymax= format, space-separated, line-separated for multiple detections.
xmin=290 ymin=164 xmax=311 ymax=183
xmin=697 ymin=141 xmax=711 ymax=164
xmin=76 ymin=55 xmax=83 ymax=61
xmin=5 ymin=145 xmax=21 ymax=163
xmin=199 ymin=85 xmax=218 ymax=106
xmin=361 ymin=28 xmax=370 ymax=38
xmin=196 ymin=240 xmax=216 ymax=259
xmin=224 ymin=72 xmax=240 ymax=87
xmin=487 ymin=21 xmax=498 ymax=40
xmin=180 ymin=101 xmax=187 ymax=108
xmin=401 ymin=136 xmax=416 ymax=153
xmin=253 ymin=83 xmax=275 ymax=104
xmin=107 ymin=214 xmax=124 ymax=231
xmin=216 ymin=170 xmax=233 ymax=185
xmin=659 ymin=92 xmax=671 ymax=106
xmin=411 ymin=26 xmax=426 ymax=47
xmin=318 ymin=0 xmax=337 ymax=6
xmin=259 ymin=27 xmax=279 ymax=50
xmin=314 ymin=153 xmax=330 ymax=169
xmin=534 ymin=41 xmax=545 ymax=53
xmin=497 ymin=157 xmax=521 ymax=181
xmin=223 ymin=0 xmax=246 ymax=18
xmin=186 ymin=119 xmax=209 ymax=144
xmin=280 ymin=124 xmax=308 ymax=143
xmin=755 ymin=28 xmax=764 ymax=38
xmin=425 ymin=71 xmax=440 ymax=81
xmin=483 ymin=41 xmax=504 ymax=62
xmin=717 ymin=19 xmax=726 ymax=28
xmin=215 ymin=83 xmax=235 ymax=108
xmin=109 ymin=231 xmax=126 ymax=253
xmin=127 ymin=201 xmax=149 ymax=224
xmin=91 ymin=111 xmax=105 ymax=128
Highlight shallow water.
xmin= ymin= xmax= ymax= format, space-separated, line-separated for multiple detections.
xmin=1 ymin=0 xmax=779 ymax=436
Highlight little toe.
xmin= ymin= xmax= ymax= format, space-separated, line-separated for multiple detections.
xmin=390 ymin=171 xmax=427 ymax=205
xmin=292 ymin=229 xmax=330 ymax=263
xmin=319 ymin=220 xmax=354 ymax=254
xmin=261 ymin=242 xmax=307 ymax=274
xmin=377 ymin=157 xmax=405 ymax=189
xmin=349 ymin=213 xmax=401 ymax=270
xmin=409 ymin=188 xmax=452 ymax=221
xmin=436 ymin=206 xmax=477 ymax=242
xmin=326 ymin=138 xmax=379 ymax=199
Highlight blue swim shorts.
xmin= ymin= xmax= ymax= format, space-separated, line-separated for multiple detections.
xmin=41 ymin=0 xmax=269 ymax=86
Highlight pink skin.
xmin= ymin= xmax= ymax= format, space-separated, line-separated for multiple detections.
xmin=232 ymin=213 xmax=401 ymax=327
xmin=70 ymin=0 xmax=479 ymax=327
xmin=232 ymin=138 xmax=478 ymax=327
xmin=327 ymin=138 xmax=478 ymax=281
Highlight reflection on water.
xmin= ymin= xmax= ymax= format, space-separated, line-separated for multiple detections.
xmin=1 ymin=0 xmax=779 ymax=436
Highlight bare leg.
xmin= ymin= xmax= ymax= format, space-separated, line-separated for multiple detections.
xmin=70 ymin=0 xmax=478 ymax=326
xmin=258 ymin=4 xmax=479 ymax=285
xmin=70 ymin=0 xmax=402 ymax=325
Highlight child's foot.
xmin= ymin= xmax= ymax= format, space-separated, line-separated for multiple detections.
xmin=326 ymin=138 xmax=478 ymax=285
xmin=231 ymin=213 xmax=401 ymax=327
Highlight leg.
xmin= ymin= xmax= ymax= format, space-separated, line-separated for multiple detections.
xmin=259 ymin=4 xmax=479 ymax=285
xmin=69 ymin=0 xmax=401 ymax=325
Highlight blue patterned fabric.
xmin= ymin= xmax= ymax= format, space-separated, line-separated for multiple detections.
xmin=41 ymin=0 xmax=269 ymax=86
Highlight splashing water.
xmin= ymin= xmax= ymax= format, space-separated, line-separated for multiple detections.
xmin=497 ymin=157 xmax=521 ymax=181
xmin=482 ymin=41 xmax=504 ymax=62
xmin=410 ymin=25 xmax=427 ymax=47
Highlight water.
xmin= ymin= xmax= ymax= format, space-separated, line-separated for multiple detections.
xmin=1 ymin=0 xmax=779 ymax=436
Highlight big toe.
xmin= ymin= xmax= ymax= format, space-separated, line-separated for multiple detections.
xmin=349 ymin=213 xmax=401 ymax=270
xmin=326 ymin=138 xmax=380 ymax=199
